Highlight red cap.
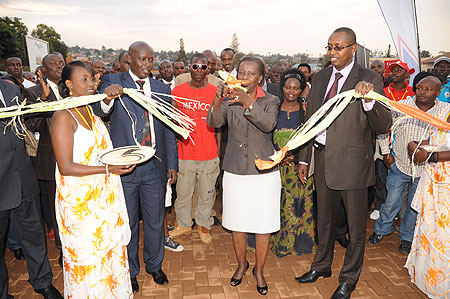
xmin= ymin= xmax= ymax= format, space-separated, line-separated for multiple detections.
xmin=385 ymin=60 xmax=415 ymax=74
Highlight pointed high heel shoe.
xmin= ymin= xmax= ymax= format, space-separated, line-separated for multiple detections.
xmin=230 ymin=261 xmax=249 ymax=287
xmin=252 ymin=267 xmax=268 ymax=296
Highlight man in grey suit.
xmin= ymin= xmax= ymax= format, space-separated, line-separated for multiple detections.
xmin=0 ymin=79 xmax=63 ymax=299
xmin=295 ymin=28 xmax=392 ymax=299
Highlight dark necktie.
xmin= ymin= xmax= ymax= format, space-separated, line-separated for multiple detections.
xmin=324 ymin=72 xmax=343 ymax=102
xmin=136 ymin=80 xmax=152 ymax=146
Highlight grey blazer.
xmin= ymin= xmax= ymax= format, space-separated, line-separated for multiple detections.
xmin=207 ymin=89 xmax=280 ymax=175
xmin=298 ymin=63 xmax=392 ymax=190
xmin=0 ymin=80 xmax=40 ymax=211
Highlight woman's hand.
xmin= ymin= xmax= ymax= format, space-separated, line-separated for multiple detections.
xmin=108 ymin=164 xmax=136 ymax=175
xmin=280 ymin=153 xmax=295 ymax=165
xmin=216 ymin=82 xmax=231 ymax=99
xmin=227 ymin=88 xmax=253 ymax=108
xmin=297 ymin=164 xmax=308 ymax=184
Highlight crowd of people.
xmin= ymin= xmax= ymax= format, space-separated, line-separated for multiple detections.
xmin=0 ymin=26 xmax=449 ymax=299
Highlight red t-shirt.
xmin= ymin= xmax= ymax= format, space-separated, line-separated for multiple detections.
xmin=384 ymin=83 xmax=415 ymax=102
xmin=172 ymin=82 xmax=218 ymax=161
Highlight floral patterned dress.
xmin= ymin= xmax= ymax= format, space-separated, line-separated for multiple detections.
xmin=270 ymin=110 xmax=315 ymax=257
xmin=55 ymin=108 xmax=132 ymax=298
xmin=405 ymin=121 xmax=450 ymax=299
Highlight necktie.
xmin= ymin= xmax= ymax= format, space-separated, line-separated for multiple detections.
xmin=136 ymin=80 xmax=152 ymax=146
xmin=324 ymin=72 xmax=343 ymax=102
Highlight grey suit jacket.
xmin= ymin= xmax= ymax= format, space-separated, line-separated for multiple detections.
xmin=0 ymin=80 xmax=40 ymax=211
xmin=207 ymin=89 xmax=280 ymax=175
xmin=298 ymin=63 xmax=392 ymax=190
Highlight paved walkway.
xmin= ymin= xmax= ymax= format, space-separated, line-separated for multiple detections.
xmin=6 ymin=205 xmax=427 ymax=298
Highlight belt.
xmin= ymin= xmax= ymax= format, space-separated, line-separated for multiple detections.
xmin=313 ymin=140 xmax=325 ymax=152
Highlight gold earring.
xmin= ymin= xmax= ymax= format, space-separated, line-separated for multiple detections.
xmin=69 ymin=90 xmax=73 ymax=96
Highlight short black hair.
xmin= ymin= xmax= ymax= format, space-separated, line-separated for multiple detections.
xmin=333 ymin=27 xmax=356 ymax=44
xmin=412 ymin=71 xmax=438 ymax=93
xmin=221 ymin=48 xmax=235 ymax=56
xmin=280 ymin=68 xmax=307 ymax=91
xmin=5 ymin=55 xmax=22 ymax=64
xmin=58 ymin=61 xmax=94 ymax=98
xmin=190 ymin=53 xmax=207 ymax=64
xmin=298 ymin=63 xmax=311 ymax=73
xmin=237 ymin=56 xmax=265 ymax=79
xmin=173 ymin=59 xmax=183 ymax=64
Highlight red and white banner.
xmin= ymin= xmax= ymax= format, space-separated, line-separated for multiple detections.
xmin=378 ymin=0 xmax=420 ymax=84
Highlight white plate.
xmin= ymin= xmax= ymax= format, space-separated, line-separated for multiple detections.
xmin=99 ymin=146 xmax=155 ymax=165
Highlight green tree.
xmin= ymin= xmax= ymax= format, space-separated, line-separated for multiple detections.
xmin=0 ymin=17 xmax=28 ymax=65
xmin=31 ymin=23 xmax=68 ymax=58
xmin=420 ymin=50 xmax=431 ymax=58
xmin=230 ymin=33 xmax=240 ymax=53
xmin=178 ymin=38 xmax=188 ymax=65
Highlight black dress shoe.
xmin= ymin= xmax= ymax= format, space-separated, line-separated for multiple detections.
xmin=331 ymin=282 xmax=355 ymax=299
xmin=148 ymin=269 xmax=169 ymax=285
xmin=131 ymin=276 xmax=139 ymax=293
xmin=230 ymin=261 xmax=249 ymax=287
xmin=213 ymin=216 xmax=221 ymax=226
xmin=295 ymin=270 xmax=332 ymax=283
xmin=34 ymin=284 xmax=63 ymax=299
xmin=367 ymin=232 xmax=384 ymax=245
xmin=252 ymin=267 xmax=268 ymax=295
xmin=336 ymin=237 xmax=349 ymax=248
xmin=12 ymin=248 xmax=24 ymax=260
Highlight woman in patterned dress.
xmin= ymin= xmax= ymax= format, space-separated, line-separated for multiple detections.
xmin=50 ymin=61 xmax=135 ymax=298
xmin=405 ymin=77 xmax=450 ymax=298
xmin=270 ymin=68 xmax=315 ymax=257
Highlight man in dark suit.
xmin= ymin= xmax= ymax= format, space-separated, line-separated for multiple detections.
xmin=0 ymin=79 xmax=63 ymax=299
xmin=96 ymin=41 xmax=178 ymax=292
xmin=295 ymin=28 xmax=392 ymax=299
xmin=24 ymin=53 xmax=65 ymax=266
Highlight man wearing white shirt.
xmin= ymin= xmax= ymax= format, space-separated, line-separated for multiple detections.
xmin=295 ymin=27 xmax=392 ymax=299
xmin=158 ymin=60 xmax=175 ymax=90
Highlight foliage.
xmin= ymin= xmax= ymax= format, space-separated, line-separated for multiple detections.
xmin=178 ymin=38 xmax=188 ymax=65
xmin=230 ymin=33 xmax=240 ymax=53
xmin=0 ymin=17 xmax=29 ymax=65
xmin=31 ymin=24 xmax=68 ymax=58
xmin=420 ymin=50 xmax=431 ymax=58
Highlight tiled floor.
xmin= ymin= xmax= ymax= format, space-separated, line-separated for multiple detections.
xmin=6 ymin=203 xmax=427 ymax=298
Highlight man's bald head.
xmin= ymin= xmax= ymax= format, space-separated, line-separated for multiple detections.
xmin=415 ymin=76 xmax=442 ymax=106
xmin=128 ymin=41 xmax=154 ymax=57
xmin=418 ymin=76 xmax=441 ymax=89
xmin=128 ymin=41 xmax=154 ymax=79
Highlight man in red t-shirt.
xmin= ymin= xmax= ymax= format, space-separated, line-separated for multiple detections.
xmin=384 ymin=60 xmax=415 ymax=101
xmin=169 ymin=53 xmax=220 ymax=244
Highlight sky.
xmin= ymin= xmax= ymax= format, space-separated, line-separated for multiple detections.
xmin=1 ymin=0 xmax=449 ymax=57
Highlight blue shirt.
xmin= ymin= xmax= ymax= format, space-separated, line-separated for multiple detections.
xmin=438 ymin=79 xmax=450 ymax=103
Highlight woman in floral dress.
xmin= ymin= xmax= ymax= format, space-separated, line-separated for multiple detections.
xmin=50 ymin=61 xmax=135 ymax=298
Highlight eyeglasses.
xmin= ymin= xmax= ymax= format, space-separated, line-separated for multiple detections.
xmin=325 ymin=44 xmax=355 ymax=52
xmin=192 ymin=64 xmax=208 ymax=70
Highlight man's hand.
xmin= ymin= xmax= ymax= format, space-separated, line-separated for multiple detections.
xmin=355 ymin=81 xmax=374 ymax=103
xmin=297 ymin=164 xmax=308 ymax=184
xmin=383 ymin=153 xmax=395 ymax=168
xmin=37 ymin=70 xmax=51 ymax=100
xmin=408 ymin=141 xmax=428 ymax=163
xmin=168 ymin=169 xmax=177 ymax=184
xmin=103 ymin=84 xmax=123 ymax=105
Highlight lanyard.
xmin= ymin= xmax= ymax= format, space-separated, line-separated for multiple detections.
xmin=389 ymin=86 xmax=408 ymax=101
xmin=74 ymin=105 xmax=94 ymax=131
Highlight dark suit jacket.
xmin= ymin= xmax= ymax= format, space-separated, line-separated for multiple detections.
xmin=298 ymin=63 xmax=392 ymax=190
xmin=96 ymin=72 xmax=178 ymax=185
xmin=207 ymin=89 xmax=280 ymax=175
xmin=266 ymin=81 xmax=283 ymax=102
xmin=0 ymin=80 xmax=40 ymax=211
xmin=23 ymin=83 xmax=58 ymax=180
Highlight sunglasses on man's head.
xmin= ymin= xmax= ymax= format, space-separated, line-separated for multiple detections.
xmin=192 ymin=64 xmax=208 ymax=70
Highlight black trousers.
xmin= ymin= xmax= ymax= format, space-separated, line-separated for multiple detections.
xmin=311 ymin=149 xmax=368 ymax=285
xmin=0 ymin=189 xmax=53 ymax=297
